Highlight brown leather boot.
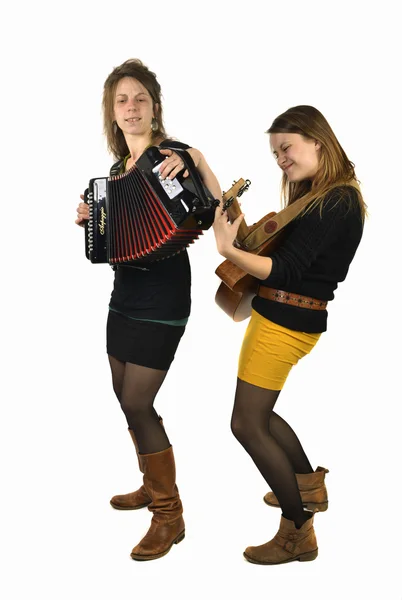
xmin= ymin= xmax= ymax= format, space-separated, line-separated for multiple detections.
xmin=130 ymin=446 xmax=185 ymax=561
xmin=110 ymin=416 xmax=166 ymax=510
xmin=110 ymin=428 xmax=151 ymax=510
xmin=263 ymin=467 xmax=329 ymax=512
xmin=244 ymin=513 xmax=318 ymax=565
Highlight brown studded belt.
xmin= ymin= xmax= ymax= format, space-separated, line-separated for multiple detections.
xmin=257 ymin=286 xmax=328 ymax=311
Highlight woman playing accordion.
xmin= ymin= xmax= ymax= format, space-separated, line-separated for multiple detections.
xmin=75 ymin=58 xmax=221 ymax=561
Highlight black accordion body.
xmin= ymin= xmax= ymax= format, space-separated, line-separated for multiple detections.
xmin=84 ymin=145 xmax=218 ymax=265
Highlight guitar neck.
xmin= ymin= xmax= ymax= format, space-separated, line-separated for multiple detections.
xmin=226 ymin=196 xmax=249 ymax=242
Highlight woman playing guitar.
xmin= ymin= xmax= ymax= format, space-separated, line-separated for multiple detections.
xmin=212 ymin=105 xmax=367 ymax=565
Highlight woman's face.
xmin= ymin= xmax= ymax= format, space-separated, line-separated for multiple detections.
xmin=270 ymin=133 xmax=321 ymax=182
xmin=113 ymin=77 xmax=156 ymax=138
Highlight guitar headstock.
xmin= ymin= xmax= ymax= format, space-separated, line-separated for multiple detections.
xmin=222 ymin=179 xmax=251 ymax=210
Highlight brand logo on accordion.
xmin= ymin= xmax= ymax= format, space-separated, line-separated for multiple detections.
xmin=99 ymin=207 xmax=107 ymax=235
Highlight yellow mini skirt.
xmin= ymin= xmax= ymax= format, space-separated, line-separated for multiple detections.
xmin=238 ymin=309 xmax=321 ymax=390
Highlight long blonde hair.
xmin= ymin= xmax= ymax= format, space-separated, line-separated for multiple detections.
xmin=102 ymin=59 xmax=167 ymax=160
xmin=267 ymin=105 xmax=368 ymax=220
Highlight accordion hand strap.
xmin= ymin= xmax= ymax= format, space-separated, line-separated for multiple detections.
xmin=161 ymin=146 xmax=213 ymax=207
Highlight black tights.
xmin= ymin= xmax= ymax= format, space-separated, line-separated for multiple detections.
xmin=108 ymin=355 xmax=170 ymax=454
xmin=231 ymin=378 xmax=313 ymax=528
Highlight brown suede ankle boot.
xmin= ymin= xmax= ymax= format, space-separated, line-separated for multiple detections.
xmin=244 ymin=513 xmax=318 ymax=565
xmin=263 ymin=467 xmax=329 ymax=512
xmin=110 ymin=428 xmax=151 ymax=510
xmin=130 ymin=446 xmax=185 ymax=561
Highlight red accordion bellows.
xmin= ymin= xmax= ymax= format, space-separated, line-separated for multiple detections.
xmin=85 ymin=145 xmax=217 ymax=265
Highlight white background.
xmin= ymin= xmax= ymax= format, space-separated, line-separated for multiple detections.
xmin=1 ymin=0 xmax=401 ymax=598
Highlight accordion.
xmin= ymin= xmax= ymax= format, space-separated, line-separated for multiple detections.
xmin=84 ymin=145 xmax=218 ymax=265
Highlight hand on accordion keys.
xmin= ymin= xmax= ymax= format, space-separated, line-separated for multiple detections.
xmin=75 ymin=194 xmax=90 ymax=227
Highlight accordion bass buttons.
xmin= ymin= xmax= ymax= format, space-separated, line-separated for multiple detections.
xmin=152 ymin=163 xmax=184 ymax=200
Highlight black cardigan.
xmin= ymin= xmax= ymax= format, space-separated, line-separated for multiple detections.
xmin=253 ymin=187 xmax=364 ymax=332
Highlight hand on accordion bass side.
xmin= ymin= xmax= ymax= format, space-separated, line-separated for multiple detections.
xmin=159 ymin=147 xmax=223 ymax=204
xmin=158 ymin=148 xmax=193 ymax=180
xmin=75 ymin=194 xmax=90 ymax=228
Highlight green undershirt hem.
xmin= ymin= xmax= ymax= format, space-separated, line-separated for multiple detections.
xmin=109 ymin=306 xmax=188 ymax=327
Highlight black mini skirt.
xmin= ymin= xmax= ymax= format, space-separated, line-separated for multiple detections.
xmin=106 ymin=310 xmax=186 ymax=371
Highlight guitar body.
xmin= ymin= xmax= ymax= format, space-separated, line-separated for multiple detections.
xmin=215 ymin=222 xmax=285 ymax=322
xmin=215 ymin=211 xmax=277 ymax=291
xmin=215 ymin=280 xmax=258 ymax=323
xmin=215 ymin=177 xmax=325 ymax=322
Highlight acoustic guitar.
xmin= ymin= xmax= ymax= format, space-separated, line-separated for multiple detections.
xmin=214 ymin=179 xmax=285 ymax=322
xmin=215 ymin=179 xmax=361 ymax=322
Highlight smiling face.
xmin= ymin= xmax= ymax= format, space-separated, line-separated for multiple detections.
xmin=113 ymin=76 xmax=156 ymax=138
xmin=270 ymin=133 xmax=321 ymax=183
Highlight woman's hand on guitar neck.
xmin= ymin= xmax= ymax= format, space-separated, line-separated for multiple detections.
xmin=213 ymin=202 xmax=273 ymax=279
xmin=213 ymin=204 xmax=245 ymax=257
